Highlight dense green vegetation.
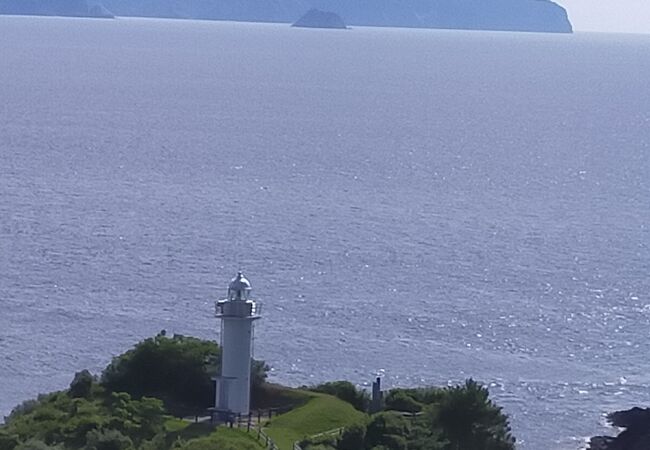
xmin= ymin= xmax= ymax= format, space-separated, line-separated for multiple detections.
xmin=0 ymin=334 xmax=268 ymax=450
xmin=1 ymin=380 xmax=165 ymax=449
xmin=1 ymin=334 xmax=516 ymax=450
xmin=299 ymin=380 xmax=515 ymax=450
xmin=0 ymin=379 xmax=335 ymax=450
xmin=0 ymin=380 xmax=264 ymax=450
xmin=101 ymin=334 xmax=217 ymax=417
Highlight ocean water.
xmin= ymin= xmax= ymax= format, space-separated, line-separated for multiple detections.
xmin=0 ymin=16 xmax=649 ymax=449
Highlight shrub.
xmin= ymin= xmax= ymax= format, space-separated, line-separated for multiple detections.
xmin=379 ymin=434 xmax=407 ymax=450
xmin=338 ymin=422 xmax=366 ymax=450
xmin=384 ymin=391 xmax=422 ymax=414
xmin=15 ymin=440 xmax=63 ymax=450
xmin=84 ymin=429 xmax=134 ymax=450
xmin=0 ymin=431 xmax=19 ymax=450
xmin=5 ymin=399 xmax=40 ymax=424
xmin=299 ymin=433 xmax=337 ymax=449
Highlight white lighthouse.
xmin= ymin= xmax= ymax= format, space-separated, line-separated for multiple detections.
xmin=214 ymin=272 xmax=262 ymax=417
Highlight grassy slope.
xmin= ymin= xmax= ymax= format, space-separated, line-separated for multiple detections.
xmin=165 ymin=421 xmax=265 ymax=450
xmin=184 ymin=427 xmax=265 ymax=450
xmin=264 ymin=392 xmax=366 ymax=450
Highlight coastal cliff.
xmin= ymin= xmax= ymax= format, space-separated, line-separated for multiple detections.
xmin=1 ymin=0 xmax=573 ymax=33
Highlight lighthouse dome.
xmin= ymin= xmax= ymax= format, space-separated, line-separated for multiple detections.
xmin=228 ymin=272 xmax=252 ymax=301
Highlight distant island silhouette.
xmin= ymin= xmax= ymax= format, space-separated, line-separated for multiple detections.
xmin=293 ymin=9 xmax=347 ymax=29
xmin=0 ymin=0 xmax=573 ymax=33
xmin=0 ymin=0 xmax=114 ymax=18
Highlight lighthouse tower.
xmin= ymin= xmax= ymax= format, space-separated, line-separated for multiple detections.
xmin=214 ymin=272 xmax=261 ymax=417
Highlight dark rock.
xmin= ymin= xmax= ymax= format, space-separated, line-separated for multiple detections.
xmin=588 ymin=408 xmax=650 ymax=450
xmin=292 ymin=8 xmax=346 ymax=29
xmin=588 ymin=436 xmax=615 ymax=450
xmin=608 ymin=407 xmax=650 ymax=428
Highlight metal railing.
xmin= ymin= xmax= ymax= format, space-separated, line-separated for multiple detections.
xmin=254 ymin=427 xmax=278 ymax=450
xmin=214 ymin=300 xmax=263 ymax=317
xmin=222 ymin=410 xmax=279 ymax=450
xmin=226 ymin=409 xmax=344 ymax=450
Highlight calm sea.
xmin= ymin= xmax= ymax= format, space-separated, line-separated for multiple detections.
xmin=0 ymin=16 xmax=649 ymax=449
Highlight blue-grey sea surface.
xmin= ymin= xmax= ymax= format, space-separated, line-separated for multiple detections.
xmin=0 ymin=16 xmax=649 ymax=449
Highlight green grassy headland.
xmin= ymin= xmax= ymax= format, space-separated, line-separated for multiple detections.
xmin=264 ymin=391 xmax=365 ymax=450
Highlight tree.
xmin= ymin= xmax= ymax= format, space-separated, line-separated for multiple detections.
xmin=365 ymin=412 xmax=410 ymax=450
xmin=429 ymin=379 xmax=515 ymax=450
xmin=338 ymin=422 xmax=366 ymax=450
xmin=101 ymin=334 xmax=217 ymax=415
xmin=69 ymin=370 xmax=94 ymax=399
xmin=101 ymin=334 xmax=268 ymax=416
xmin=251 ymin=359 xmax=270 ymax=388
xmin=130 ymin=397 xmax=165 ymax=439
xmin=101 ymin=335 xmax=209 ymax=415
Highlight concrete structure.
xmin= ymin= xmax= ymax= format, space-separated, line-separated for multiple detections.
xmin=370 ymin=377 xmax=383 ymax=413
xmin=214 ymin=272 xmax=262 ymax=416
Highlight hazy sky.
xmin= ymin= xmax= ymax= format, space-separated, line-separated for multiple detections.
xmin=557 ymin=0 xmax=650 ymax=34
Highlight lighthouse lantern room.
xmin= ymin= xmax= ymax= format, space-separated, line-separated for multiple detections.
xmin=214 ymin=272 xmax=262 ymax=417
